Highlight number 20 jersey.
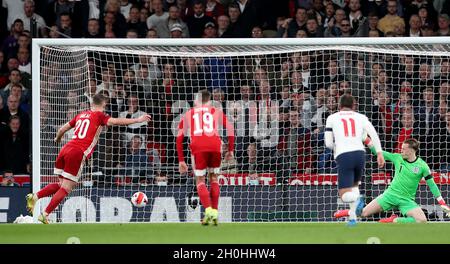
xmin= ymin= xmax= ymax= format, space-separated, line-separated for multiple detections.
xmin=67 ymin=110 xmax=111 ymax=158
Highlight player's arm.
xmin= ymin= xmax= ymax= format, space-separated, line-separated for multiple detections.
xmin=106 ymin=114 xmax=151 ymax=126
xmin=222 ymin=111 xmax=235 ymax=160
xmin=423 ymin=167 xmax=450 ymax=217
xmin=176 ymin=116 xmax=188 ymax=173
xmin=54 ymin=122 xmax=73 ymax=143
xmin=363 ymin=119 xmax=385 ymax=168
xmin=324 ymin=117 xmax=334 ymax=149
xmin=363 ymin=134 xmax=397 ymax=162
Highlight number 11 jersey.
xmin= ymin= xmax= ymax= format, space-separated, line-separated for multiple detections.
xmin=325 ymin=110 xmax=374 ymax=159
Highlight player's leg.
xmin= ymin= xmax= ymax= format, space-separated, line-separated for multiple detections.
xmin=392 ymin=200 xmax=426 ymax=223
xmin=39 ymin=147 xmax=84 ymax=224
xmin=353 ymin=151 xmax=366 ymax=217
xmin=26 ymin=148 xmax=67 ymax=215
xmin=193 ymin=153 xmax=213 ymax=225
xmin=207 ymin=152 xmax=222 ymax=226
xmin=336 ymin=152 xmax=359 ymax=225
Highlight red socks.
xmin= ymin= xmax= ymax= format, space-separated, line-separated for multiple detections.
xmin=36 ymin=183 xmax=60 ymax=199
xmin=196 ymin=182 xmax=211 ymax=209
xmin=45 ymin=187 xmax=69 ymax=215
xmin=210 ymin=181 xmax=220 ymax=209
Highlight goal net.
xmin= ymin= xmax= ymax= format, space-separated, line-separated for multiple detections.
xmin=33 ymin=38 xmax=450 ymax=223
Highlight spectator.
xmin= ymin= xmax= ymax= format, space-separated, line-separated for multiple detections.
xmin=0 ymin=170 xmax=20 ymax=187
xmin=146 ymin=28 xmax=159 ymax=38
xmin=203 ymin=21 xmax=218 ymax=38
xmin=165 ymin=5 xmax=190 ymax=38
xmin=296 ymin=29 xmax=308 ymax=37
xmin=233 ymin=0 xmax=259 ymax=37
xmin=415 ymin=88 xmax=440 ymax=136
xmin=0 ymin=94 xmax=29 ymax=131
xmin=278 ymin=109 xmax=312 ymax=175
xmin=437 ymin=13 xmax=450 ymax=36
xmin=131 ymin=55 xmax=162 ymax=82
xmin=85 ymin=18 xmax=103 ymax=38
xmin=393 ymin=85 xmax=413 ymax=121
xmin=251 ymin=25 xmax=263 ymax=38
xmin=126 ymin=28 xmax=139 ymax=38
xmin=364 ymin=11 xmax=384 ymax=37
xmin=169 ymin=23 xmax=183 ymax=38
xmin=305 ymin=17 xmax=324 ymax=37
xmin=1 ymin=84 xmax=29 ymax=114
xmin=2 ymin=0 xmax=26 ymax=30
xmin=147 ymin=0 xmax=169 ymax=36
xmin=176 ymin=0 xmax=191 ymax=21
xmin=217 ymin=15 xmax=230 ymax=37
xmin=2 ymin=19 xmax=24 ymax=60
xmin=325 ymin=17 xmax=359 ymax=37
xmin=117 ymin=135 xmax=160 ymax=184
xmin=323 ymin=2 xmax=336 ymax=29
xmin=140 ymin=7 xmax=150 ymax=24
xmin=58 ymin=12 xmax=82 ymax=38
xmin=18 ymin=0 xmax=48 ymax=37
xmin=222 ymin=3 xmax=246 ymax=37
xmin=316 ymin=96 xmax=338 ymax=173
xmin=17 ymin=48 xmax=30 ymax=75
xmin=205 ymin=0 xmax=225 ymax=21
xmin=412 ymin=61 xmax=434 ymax=103
xmin=230 ymin=85 xmax=255 ymax=171
xmin=120 ymin=0 xmax=133 ymax=20
xmin=418 ymin=6 xmax=434 ymax=30
xmin=119 ymin=94 xmax=149 ymax=143
xmin=174 ymin=58 xmax=205 ymax=101
xmin=378 ymin=0 xmax=405 ymax=35
xmin=348 ymin=0 xmax=365 ymax=32
xmin=0 ymin=115 xmax=30 ymax=174
xmin=101 ymin=0 xmax=127 ymax=38
xmin=310 ymin=88 xmax=328 ymax=132
xmin=125 ymin=6 xmax=147 ymax=38
xmin=392 ymin=107 xmax=420 ymax=154
xmin=439 ymin=81 xmax=450 ymax=103
xmin=406 ymin=14 xmax=423 ymax=37
xmin=96 ymin=68 xmax=116 ymax=94
xmin=185 ymin=0 xmax=215 ymax=38
xmin=45 ymin=0 xmax=76 ymax=27
xmin=277 ymin=7 xmax=307 ymax=37
xmin=2 ymin=69 xmax=27 ymax=93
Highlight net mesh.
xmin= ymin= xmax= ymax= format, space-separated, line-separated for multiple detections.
xmin=37 ymin=42 xmax=450 ymax=222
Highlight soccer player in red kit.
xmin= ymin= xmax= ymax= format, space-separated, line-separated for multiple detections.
xmin=177 ymin=90 xmax=234 ymax=226
xmin=26 ymin=93 xmax=151 ymax=224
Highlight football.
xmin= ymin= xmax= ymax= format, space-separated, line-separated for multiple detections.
xmin=131 ymin=192 xmax=148 ymax=207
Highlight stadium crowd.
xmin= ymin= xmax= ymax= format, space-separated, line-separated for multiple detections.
xmin=1 ymin=0 xmax=450 ymax=186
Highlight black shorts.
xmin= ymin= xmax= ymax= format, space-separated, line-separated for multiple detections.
xmin=335 ymin=150 xmax=365 ymax=189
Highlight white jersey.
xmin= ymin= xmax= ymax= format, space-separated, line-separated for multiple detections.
xmin=325 ymin=110 xmax=382 ymax=158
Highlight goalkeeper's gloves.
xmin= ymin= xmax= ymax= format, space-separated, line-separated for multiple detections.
xmin=437 ymin=197 xmax=450 ymax=217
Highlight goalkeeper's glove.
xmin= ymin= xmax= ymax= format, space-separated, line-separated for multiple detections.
xmin=437 ymin=197 xmax=450 ymax=217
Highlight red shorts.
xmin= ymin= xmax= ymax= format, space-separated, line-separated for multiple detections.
xmin=54 ymin=145 xmax=86 ymax=182
xmin=191 ymin=152 xmax=221 ymax=177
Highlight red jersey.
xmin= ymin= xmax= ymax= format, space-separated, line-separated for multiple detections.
xmin=176 ymin=105 xmax=234 ymax=162
xmin=66 ymin=110 xmax=110 ymax=158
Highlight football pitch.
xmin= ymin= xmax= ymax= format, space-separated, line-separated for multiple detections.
xmin=0 ymin=223 xmax=449 ymax=244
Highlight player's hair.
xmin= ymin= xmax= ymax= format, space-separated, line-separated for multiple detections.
xmin=404 ymin=138 xmax=419 ymax=152
xmin=339 ymin=94 xmax=354 ymax=108
xmin=92 ymin=93 xmax=107 ymax=106
xmin=197 ymin=89 xmax=211 ymax=104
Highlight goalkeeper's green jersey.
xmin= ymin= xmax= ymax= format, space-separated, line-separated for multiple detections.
xmin=376 ymin=150 xmax=431 ymax=200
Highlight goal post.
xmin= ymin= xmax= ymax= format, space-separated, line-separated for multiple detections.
xmin=32 ymin=37 xmax=450 ymax=223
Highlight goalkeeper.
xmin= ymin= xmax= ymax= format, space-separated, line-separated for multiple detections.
xmin=335 ymin=137 xmax=450 ymax=223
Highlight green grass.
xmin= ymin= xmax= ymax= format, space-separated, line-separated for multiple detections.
xmin=1 ymin=223 xmax=450 ymax=244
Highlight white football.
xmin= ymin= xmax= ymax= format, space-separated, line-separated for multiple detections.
xmin=131 ymin=192 xmax=148 ymax=207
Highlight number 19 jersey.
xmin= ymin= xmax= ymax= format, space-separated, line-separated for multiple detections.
xmin=178 ymin=105 xmax=231 ymax=155
xmin=325 ymin=110 xmax=373 ymax=158
xmin=66 ymin=110 xmax=110 ymax=158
